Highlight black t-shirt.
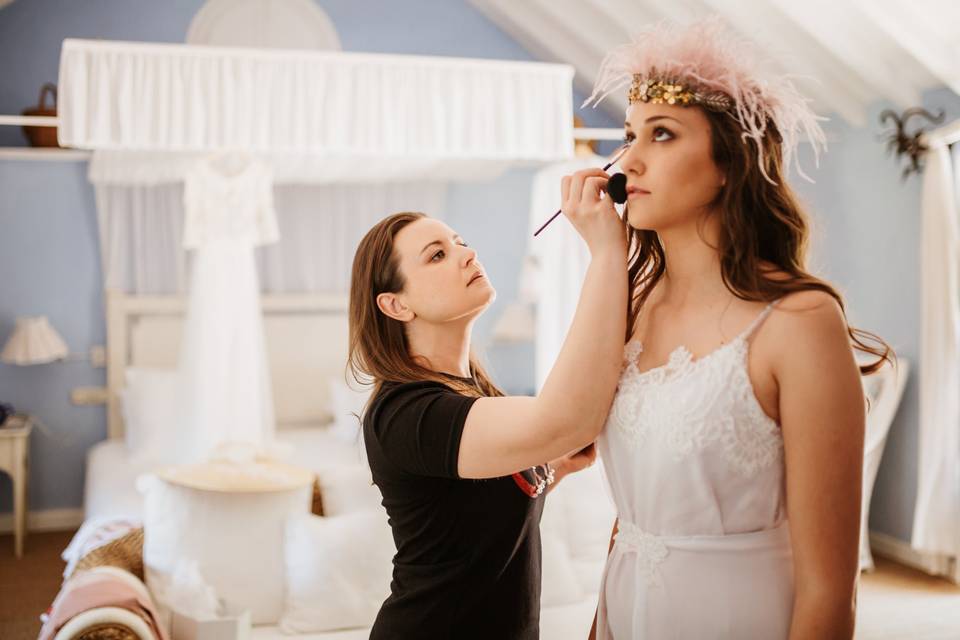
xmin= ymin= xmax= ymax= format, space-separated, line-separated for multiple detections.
xmin=363 ymin=379 xmax=545 ymax=640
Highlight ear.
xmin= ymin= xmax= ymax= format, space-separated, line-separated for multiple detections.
xmin=376 ymin=292 xmax=415 ymax=323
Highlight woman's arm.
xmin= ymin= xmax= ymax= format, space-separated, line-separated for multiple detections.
xmin=457 ymin=169 xmax=628 ymax=479
xmin=773 ymin=291 xmax=865 ymax=640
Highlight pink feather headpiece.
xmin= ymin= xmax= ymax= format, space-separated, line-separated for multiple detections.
xmin=584 ymin=18 xmax=827 ymax=184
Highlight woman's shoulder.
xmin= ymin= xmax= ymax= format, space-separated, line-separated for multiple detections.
xmin=759 ymin=265 xmax=843 ymax=319
xmin=764 ymin=289 xmax=850 ymax=370
xmin=771 ymin=289 xmax=844 ymax=326
xmin=366 ymin=379 xmax=470 ymax=425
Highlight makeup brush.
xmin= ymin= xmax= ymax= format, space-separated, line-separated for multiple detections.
xmin=533 ymin=144 xmax=631 ymax=237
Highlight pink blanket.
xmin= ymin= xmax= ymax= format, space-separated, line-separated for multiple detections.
xmin=38 ymin=567 xmax=169 ymax=640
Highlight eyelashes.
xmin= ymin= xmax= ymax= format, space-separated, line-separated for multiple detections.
xmin=622 ymin=126 xmax=675 ymax=145
xmin=431 ymin=242 xmax=469 ymax=262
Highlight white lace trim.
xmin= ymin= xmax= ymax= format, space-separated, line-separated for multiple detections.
xmin=608 ymin=319 xmax=784 ymax=478
xmin=613 ymin=521 xmax=669 ymax=588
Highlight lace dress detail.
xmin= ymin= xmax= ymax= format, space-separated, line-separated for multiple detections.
xmin=596 ymin=300 xmax=795 ymax=639
xmin=609 ymin=306 xmax=783 ymax=478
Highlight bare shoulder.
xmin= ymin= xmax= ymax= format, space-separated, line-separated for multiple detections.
xmin=772 ymin=289 xmax=845 ymax=330
xmin=766 ymin=289 xmax=852 ymax=375
xmin=756 ymin=265 xmax=848 ymax=339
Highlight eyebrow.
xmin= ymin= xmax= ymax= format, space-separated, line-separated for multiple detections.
xmin=624 ymin=115 xmax=683 ymax=128
xmin=420 ymin=235 xmax=463 ymax=256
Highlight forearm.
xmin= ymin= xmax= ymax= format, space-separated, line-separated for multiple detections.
xmin=536 ymin=247 xmax=627 ymax=447
xmin=788 ymin=590 xmax=856 ymax=640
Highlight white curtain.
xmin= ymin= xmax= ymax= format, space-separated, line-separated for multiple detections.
xmin=524 ymin=155 xmax=619 ymax=391
xmin=912 ymin=128 xmax=960 ymax=578
xmin=95 ymin=180 xmax=447 ymax=295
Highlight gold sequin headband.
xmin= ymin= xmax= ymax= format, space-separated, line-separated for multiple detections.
xmin=628 ymin=74 xmax=734 ymax=113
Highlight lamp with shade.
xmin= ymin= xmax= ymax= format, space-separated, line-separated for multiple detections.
xmin=1 ymin=316 xmax=69 ymax=365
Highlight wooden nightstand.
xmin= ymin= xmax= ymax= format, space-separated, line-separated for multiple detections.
xmin=0 ymin=414 xmax=33 ymax=558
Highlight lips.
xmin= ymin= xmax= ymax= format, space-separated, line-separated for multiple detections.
xmin=627 ymin=186 xmax=651 ymax=196
xmin=468 ymin=272 xmax=485 ymax=286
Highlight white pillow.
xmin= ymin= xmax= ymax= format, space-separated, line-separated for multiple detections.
xmin=122 ymin=367 xmax=182 ymax=462
xmin=328 ymin=379 xmax=372 ymax=442
xmin=541 ymin=483 xmax=590 ymax=605
xmin=540 ymin=533 xmax=585 ymax=607
xmin=281 ymin=511 xmax=395 ymax=633
xmin=560 ymin=464 xmax=616 ymax=562
xmin=315 ymin=465 xmax=384 ymax=516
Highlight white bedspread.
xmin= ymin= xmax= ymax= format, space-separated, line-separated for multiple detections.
xmin=84 ymin=426 xmax=366 ymax=521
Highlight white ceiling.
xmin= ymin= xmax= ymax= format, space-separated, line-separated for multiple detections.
xmin=470 ymin=0 xmax=960 ymax=126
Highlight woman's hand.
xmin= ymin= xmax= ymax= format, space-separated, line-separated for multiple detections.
xmin=548 ymin=442 xmax=598 ymax=491
xmin=560 ymin=168 xmax=627 ymax=257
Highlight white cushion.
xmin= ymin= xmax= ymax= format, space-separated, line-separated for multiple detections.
xmin=122 ymin=367 xmax=181 ymax=462
xmin=280 ymin=511 xmax=395 ymax=633
xmin=561 ymin=465 xmax=616 ymax=555
xmin=314 ymin=465 xmax=384 ymax=516
xmin=541 ymin=533 xmax=585 ymax=607
xmin=550 ymin=464 xmax=616 ymax=593
xmin=327 ymin=379 xmax=372 ymax=443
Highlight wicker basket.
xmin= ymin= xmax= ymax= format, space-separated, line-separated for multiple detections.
xmin=21 ymin=83 xmax=60 ymax=147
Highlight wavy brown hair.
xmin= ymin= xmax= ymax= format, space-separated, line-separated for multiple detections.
xmin=347 ymin=212 xmax=503 ymax=414
xmin=625 ymin=110 xmax=893 ymax=374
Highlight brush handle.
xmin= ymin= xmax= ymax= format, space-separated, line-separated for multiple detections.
xmin=532 ymin=156 xmax=620 ymax=237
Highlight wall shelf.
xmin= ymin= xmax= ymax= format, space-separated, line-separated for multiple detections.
xmin=0 ymin=147 xmax=91 ymax=161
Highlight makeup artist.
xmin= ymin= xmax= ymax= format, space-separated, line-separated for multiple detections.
xmin=346 ymin=165 xmax=627 ymax=639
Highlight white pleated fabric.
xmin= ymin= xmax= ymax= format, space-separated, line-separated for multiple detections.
xmin=57 ymin=38 xmax=574 ymax=165
xmin=597 ymin=302 xmax=794 ymax=639
xmin=94 ymin=178 xmax=446 ymax=295
xmin=912 ymin=134 xmax=960 ymax=570
xmin=524 ymin=154 xmax=619 ymax=391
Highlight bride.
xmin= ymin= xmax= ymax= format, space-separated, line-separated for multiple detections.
xmin=580 ymin=19 xmax=893 ymax=639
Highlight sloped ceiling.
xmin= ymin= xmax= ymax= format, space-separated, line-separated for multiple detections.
xmin=471 ymin=0 xmax=958 ymax=126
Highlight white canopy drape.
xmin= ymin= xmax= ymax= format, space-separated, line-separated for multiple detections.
xmin=94 ymin=178 xmax=447 ymax=295
xmin=912 ymin=126 xmax=960 ymax=580
xmin=58 ymin=38 xmax=575 ymax=178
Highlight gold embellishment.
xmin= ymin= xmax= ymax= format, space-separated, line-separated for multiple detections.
xmin=628 ymin=73 xmax=733 ymax=112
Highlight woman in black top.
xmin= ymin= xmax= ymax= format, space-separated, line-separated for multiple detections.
xmin=347 ymin=169 xmax=627 ymax=639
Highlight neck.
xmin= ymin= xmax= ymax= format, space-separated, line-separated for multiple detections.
xmin=656 ymin=215 xmax=730 ymax=307
xmin=406 ymin=317 xmax=474 ymax=379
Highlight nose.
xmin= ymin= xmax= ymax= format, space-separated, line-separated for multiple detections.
xmin=618 ymin=142 xmax=645 ymax=176
xmin=462 ymin=245 xmax=478 ymax=268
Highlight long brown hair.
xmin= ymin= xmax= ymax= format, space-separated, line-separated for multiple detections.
xmin=625 ymin=110 xmax=893 ymax=374
xmin=347 ymin=212 xmax=503 ymax=413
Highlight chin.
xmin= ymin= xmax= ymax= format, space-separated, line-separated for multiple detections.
xmin=626 ymin=203 xmax=673 ymax=232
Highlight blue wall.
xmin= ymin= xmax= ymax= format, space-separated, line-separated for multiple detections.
xmin=796 ymin=87 xmax=960 ymax=542
xmin=0 ymin=0 xmax=617 ymax=515
xmin=1 ymin=0 xmax=958 ymax=549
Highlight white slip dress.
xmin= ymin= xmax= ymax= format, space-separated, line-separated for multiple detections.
xmin=596 ymin=301 xmax=794 ymax=639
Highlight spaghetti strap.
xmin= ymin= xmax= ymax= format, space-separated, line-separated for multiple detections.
xmin=742 ymin=299 xmax=780 ymax=341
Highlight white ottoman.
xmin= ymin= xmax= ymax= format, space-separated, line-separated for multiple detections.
xmin=140 ymin=461 xmax=314 ymax=625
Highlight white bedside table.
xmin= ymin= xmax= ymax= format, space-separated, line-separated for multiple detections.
xmin=0 ymin=414 xmax=33 ymax=558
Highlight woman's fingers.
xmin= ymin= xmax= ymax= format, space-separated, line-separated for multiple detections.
xmin=581 ymin=176 xmax=610 ymax=207
xmin=563 ymin=168 xmax=611 ymax=214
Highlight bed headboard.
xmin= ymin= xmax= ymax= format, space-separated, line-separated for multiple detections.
xmin=105 ymin=290 xmax=350 ymax=440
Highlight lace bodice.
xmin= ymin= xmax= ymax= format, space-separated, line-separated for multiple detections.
xmin=183 ymin=153 xmax=279 ymax=249
xmin=598 ymin=301 xmax=786 ymax=540
xmin=611 ymin=331 xmax=783 ymax=478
